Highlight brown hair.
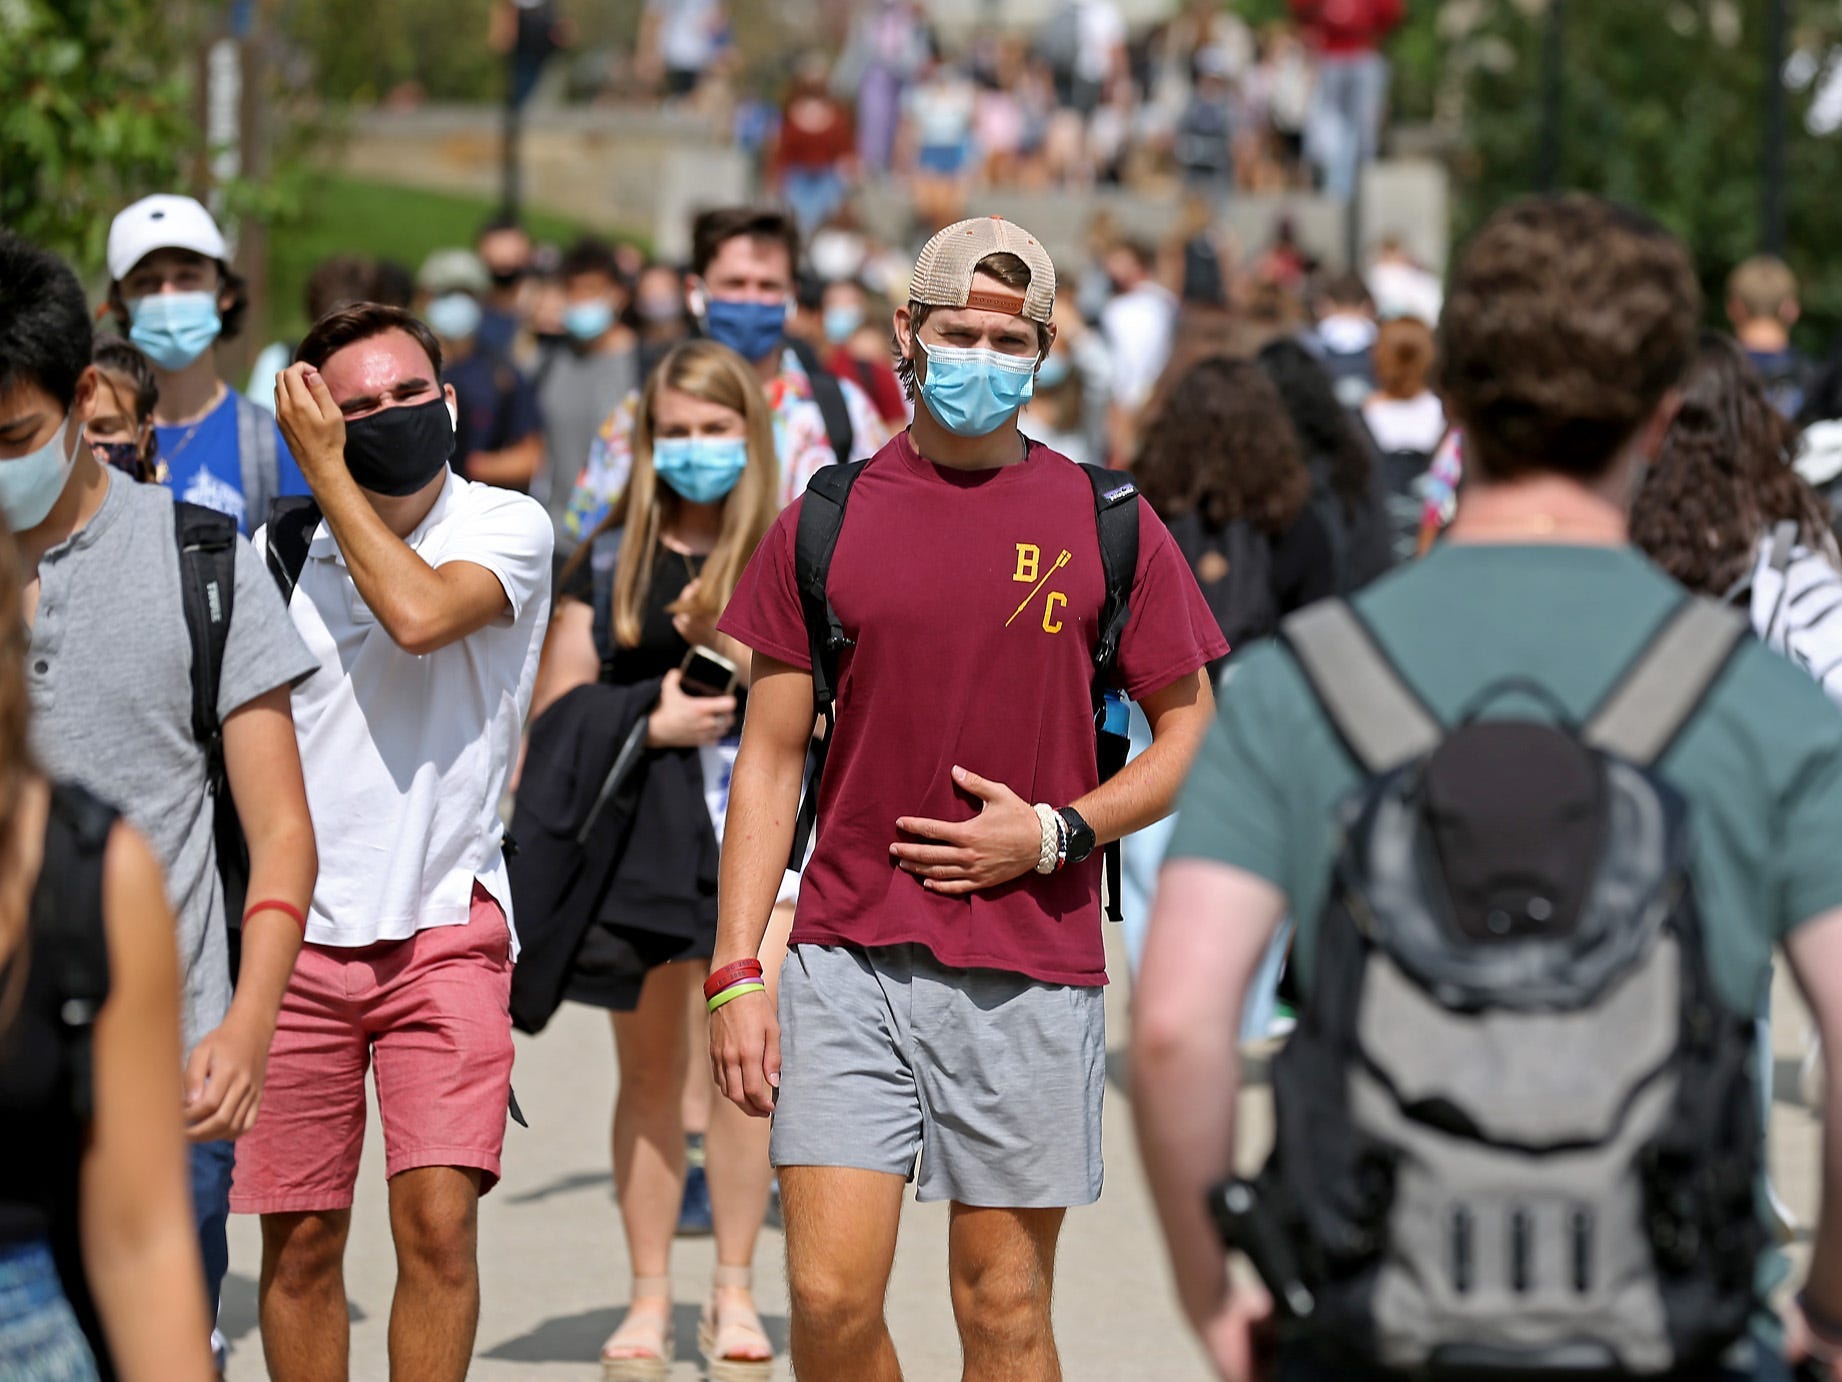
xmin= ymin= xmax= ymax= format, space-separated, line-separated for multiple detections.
xmin=1727 ymin=255 xmax=1798 ymax=324
xmin=1373 ymin=316 xmax=1436 ymax=400
xmin=1630 ymin=332 xmax=1833 ymax=595
xmin=691 ymin=206 xmax=801 ymax=281
xmin=1133 ymin=356 xmax=1311 ymax=537
xmin=569 ymin=340 xmax=781 ymax=648
xmin=893 ymin=251 xmax=1049 ymax=401
xmin=295 ymin=303 xmax=443 ymax=376
xmin=305 ymin=255 xmax=378 ymax=323
xmin=1437 ymin=195 xmax=1700 ymax=483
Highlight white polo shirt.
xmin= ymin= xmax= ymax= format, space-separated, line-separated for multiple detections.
xmin=256 ymin=472 xmax=553 ymax=950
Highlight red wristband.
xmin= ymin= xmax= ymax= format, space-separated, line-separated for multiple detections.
xmin=243 ymin=898 xmax=307 ymax=932
xmin=703 ymin=959 xmax=764 ymax=1001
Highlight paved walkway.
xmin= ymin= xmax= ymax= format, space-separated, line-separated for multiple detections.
xmin=222 ymin=934 xmax=1825 ymax=1380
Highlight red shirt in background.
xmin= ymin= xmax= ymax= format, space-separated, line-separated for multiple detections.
xmin=825 ymin=346 xmax=909 ymax=426
xmin=774 ymin=95 xmax=855 ymax=175
xmin=1291 ymin=0 xmax=1404 ymax=55
xmin=719 ymin=433 xmax=1227 ymax=986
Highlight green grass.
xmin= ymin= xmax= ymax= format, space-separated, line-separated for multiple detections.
xmin=264 ymin=174 xmax=595 ymax=342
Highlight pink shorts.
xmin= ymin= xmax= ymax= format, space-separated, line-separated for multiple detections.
xmin=230 ymin=882 xmax=515 ymax=1214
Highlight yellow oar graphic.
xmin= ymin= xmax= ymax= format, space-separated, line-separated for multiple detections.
xmin=1006 ymin=548 xmax=1071 ymax=627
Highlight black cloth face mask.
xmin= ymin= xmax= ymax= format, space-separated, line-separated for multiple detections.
xmin=342 ymin=396 xmax=454 ymax=497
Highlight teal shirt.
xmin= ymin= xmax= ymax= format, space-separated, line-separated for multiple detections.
xmin=1167 ymin=542 xmax=1842 ymax=1017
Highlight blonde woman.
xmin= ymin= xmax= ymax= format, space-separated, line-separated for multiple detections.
xmin=532 ymin=339 xmax=788 ymax=1381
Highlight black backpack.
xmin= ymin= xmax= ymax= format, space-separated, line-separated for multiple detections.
xmin=788 ymin=458 xmax=1139 ymax=920
xmin=1163 ymin=510 xmax=1277 ymax=671
xmin=1215 ymin=597 xmax=1764 ymax=1376
xmin=174 ymin=502 xmax=248 ymax=978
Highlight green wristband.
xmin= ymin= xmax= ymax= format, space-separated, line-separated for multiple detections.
xmin=706 ymin=981 xmax=767 ymax=1014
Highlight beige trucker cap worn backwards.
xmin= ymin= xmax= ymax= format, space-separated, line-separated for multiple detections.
xmin=910 ymin=216 xmax=1056 ymax=325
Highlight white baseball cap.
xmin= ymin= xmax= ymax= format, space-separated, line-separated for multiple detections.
xmin=106 ymin=194 xmax=228 ymax=282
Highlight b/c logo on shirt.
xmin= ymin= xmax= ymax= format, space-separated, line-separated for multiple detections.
xmin=1007 ymin=543 xmax=1070 ymax=634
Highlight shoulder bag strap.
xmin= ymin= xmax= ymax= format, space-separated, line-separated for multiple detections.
xmin=1279 ymin=598 xmax=1443 ymax=775
xmin=263 ymin=496 xmax=323 ymax=604
xmin=1583 ymin=598 xmax=1748 ymax=768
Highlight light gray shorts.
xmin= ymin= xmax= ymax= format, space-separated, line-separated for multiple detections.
xmin=769 ymin=942 xmax=1106 ymax=1208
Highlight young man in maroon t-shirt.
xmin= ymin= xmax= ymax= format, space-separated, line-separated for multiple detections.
xmin=709 ymin=216 xmax=1227 ymax=1382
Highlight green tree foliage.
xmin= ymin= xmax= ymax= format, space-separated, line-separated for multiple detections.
xmin=0 ymin=0 xmax=196 ymax=269
xmin=1446 ymin=0 xmax=1842 ymax=350
xmin=279 ymin=0 xmax=502 ymax=103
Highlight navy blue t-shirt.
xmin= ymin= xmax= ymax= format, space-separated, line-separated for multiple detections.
xmin=154 ymin=388 xmax=309 ymax=534
xmin=444 ymin=351 xmax=542 ymax=481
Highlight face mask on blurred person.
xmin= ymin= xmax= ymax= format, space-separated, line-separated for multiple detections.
xmin=915 ymin=340 xmax=1036 ymax=438
xmin=128 ymin=291 xmax=222 ymax=371
xmin=702 ymin=298 xmax=787 ymax=362
xmin=637 ymin=294 xmax=683 ymax=325
xmin=426 ymin=293 xmax=484 ymax=343
xmin=0 ymin=416 xmax=76 ymax=530
xmin=342 ymin=397 xmax=454 ymax=496
xmin=563 ymin=299 xmax=615 ymax=342
xmin=488 ymin=265 xmax=524 ymax=289
xmin=652 ymin=436 xmax=749 ymax=504
xmin=823 ymin=305 xmax=865 ymax=345
xmin=1035 ymin=353 xmax=1072 ymax=389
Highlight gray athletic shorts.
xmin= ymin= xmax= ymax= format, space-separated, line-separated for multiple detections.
xmin=769 ymin=941 xmax=1106 ymax=1208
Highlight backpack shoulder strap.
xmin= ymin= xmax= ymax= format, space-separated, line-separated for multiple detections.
xmin=263 ymin=496 xmax=323 ymax=604
xmin=1081 ymin=464 xmax=1140 ymax=703
xmin=809 ymin=369 xmax=856 ymax=467
xmin=234 ymin=393 xmax=278 ymax=529
xmin=174 ymin=501 xmax=239 ymax=785
xmin=1584 ymin=597 xmax=1748 ymax=767
xmin=589 ymin=525 xmax=626 ymax=670
xmin=34 ymin=782 xmax=118 ymax=1122
xmin=788 ymin=458 xmax=872 ymax=866
xmin=1279 ymin=598 xmax=1443 ymax=774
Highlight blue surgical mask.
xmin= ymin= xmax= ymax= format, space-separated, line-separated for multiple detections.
xmin=916 ymin=340 xmax=1036 ymax=437
xmin=427 ymin=292 xmax=483 ymax=342
xmin=823 ymin=305 xmax=865 ymax=345
xmin=0 ymin=415 xmax=76 ymax=531
xmin=128 ymin=291 xmax=222 ymax=371
xmin=1035 ymin=353 xmax=1072 ymax=389
xmin=703 ymin=298 xmax=787 ymax=362
xmin=563 ymin=298 xmax=615 ymax=342
xmin=652 ymin=436 xmax=749 ymax=504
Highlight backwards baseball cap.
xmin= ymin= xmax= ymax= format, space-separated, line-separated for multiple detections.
xmin=909 ymin=216 xmax=1056 ymax=325
xmin=106 ymin=194 xmax=227 ymax=282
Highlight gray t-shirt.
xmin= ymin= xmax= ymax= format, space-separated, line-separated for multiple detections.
xmin=28 ymin=473 xmax=319 ymax=1054
xmin=534 ymin=344 xmax=638 ymax=550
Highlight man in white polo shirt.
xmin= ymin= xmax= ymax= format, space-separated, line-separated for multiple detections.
xmin=231 ymin=304 xmax=552 ymax=1382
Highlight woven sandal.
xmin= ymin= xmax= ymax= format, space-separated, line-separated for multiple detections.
xmin=697 ymin=1264 xmax=774 ymax=1382
xmin=600 ymin=1277 xmax=674 ymax=1382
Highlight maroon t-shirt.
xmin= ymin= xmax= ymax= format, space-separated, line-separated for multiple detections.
xmin=719 ymin=433 xmax=1228 ymax=985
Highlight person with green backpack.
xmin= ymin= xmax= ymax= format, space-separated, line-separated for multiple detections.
xmin=1134 ymin=195 xmax=1842 ymax=1382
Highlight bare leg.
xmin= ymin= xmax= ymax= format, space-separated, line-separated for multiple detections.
xmin=702 ymin=901 xmax=796 ymax=1360
xmin=780 ymin=1165 xmax=907 ymax=1382
xmin=386 ymin=1166 xmax=483 ymax=1382
xmin=604 ymin=960 xmax=701 ymax=1357
xmin=948 ymin=1204 xmax=1066 ymax=1382
xmin=258 ymin=1210 xmax=353 ymax=1382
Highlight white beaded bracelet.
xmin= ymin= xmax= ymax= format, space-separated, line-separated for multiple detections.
xmin=1032 ymin=802 xmax=1060 ymax=875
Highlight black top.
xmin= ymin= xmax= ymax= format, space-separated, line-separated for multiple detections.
xmin=1271 ymin=502 xmax=1342 ymax=615
xmin=0 ymin=947 xmax=72 ymax=1246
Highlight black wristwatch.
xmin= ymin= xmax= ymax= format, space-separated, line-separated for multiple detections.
xmin=1057 ymin=807 xmax=1097 ymax=866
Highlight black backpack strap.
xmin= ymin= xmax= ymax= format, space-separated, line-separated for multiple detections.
xmin=1082 ymin=465 xmax=1140 ymax=923
xmin=263 ymin=496 xmax=323 ymax=604
xmin=175 ymin=502 xmax=238 ymax=789
xmin=1279 ymin=599 xmax=1443 ymax=775
xmin=588 ymin=526 xmax=626 ymax=673
xmin=788 ymin=458 xmax=871 ymax=868
xmin=1584 ymin=598 xmax=1748 ymax=768
xmin=789 ymin=336 xmax=856 ymax=466
xmin=35 ymin=783 xmax=118 ymax=1123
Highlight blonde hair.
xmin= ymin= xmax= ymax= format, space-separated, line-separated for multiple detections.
xmin=592 ymin=339 xmax=781 ymax=649
xmin=1727 ymin=255 xmax=1798 ymax=324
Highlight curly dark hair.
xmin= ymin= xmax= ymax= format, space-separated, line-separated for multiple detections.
xmin=1438 ymin=195 xmax=1700 ymax=483
xmin=1255 ymin=337 xmax=1372 ymax=517
xmin=1133 ymin=356 xmax=1311 ymax=537
xmin=1630 ymin=332 xmax=1832 ymax=596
